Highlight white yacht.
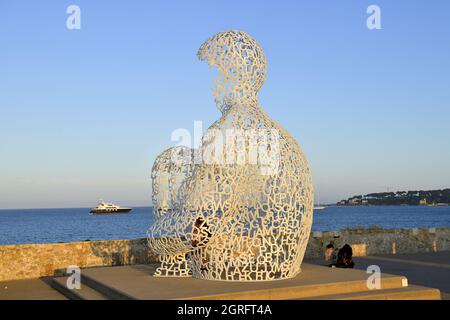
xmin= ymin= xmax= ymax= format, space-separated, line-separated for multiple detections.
xmin=90 ymin=200 xmax=132 ymax=214
xmin=314 ymin=192 xmax=326 ymax=211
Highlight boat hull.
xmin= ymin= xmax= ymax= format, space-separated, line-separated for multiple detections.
xmin=90 ymin=208 xmax=132 ymax=214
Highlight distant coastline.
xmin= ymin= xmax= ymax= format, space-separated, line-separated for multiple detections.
xmin=337 ymin=188 xmax=450 ymax=206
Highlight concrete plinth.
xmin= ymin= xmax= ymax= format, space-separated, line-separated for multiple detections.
xmin=49 ymin=263 xmax=440 ymax=300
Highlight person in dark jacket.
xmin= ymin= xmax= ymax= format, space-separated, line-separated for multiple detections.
xmin=335 ymin=244 xmax=355 ymax=268
xmin=191 ymin=217 xmax=212 ymax=272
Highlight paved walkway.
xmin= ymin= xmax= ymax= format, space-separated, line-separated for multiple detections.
xmin=306 ymin=251 xmax=450 ymax=300
xmin=0 ymin=278 xmax=66 ymax=300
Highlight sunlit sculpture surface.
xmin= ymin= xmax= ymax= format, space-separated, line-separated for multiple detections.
xmin=148 ymin=30 xmax=313 ymax=281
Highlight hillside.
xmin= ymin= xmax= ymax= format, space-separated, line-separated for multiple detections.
xmin=337 ymin=189 xmax=450 ymax=206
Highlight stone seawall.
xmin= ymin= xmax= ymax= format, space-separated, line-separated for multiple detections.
xmin=1 ymin=227 xmax=449 ymax=282
xmin=305 ymin=227 xmax=450 ymax=258
xmin=0 ymin=239 xmax=156 ymax=282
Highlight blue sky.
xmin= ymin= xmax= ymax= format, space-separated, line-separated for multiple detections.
xmin=1 ymin=1 xmax=449 ymax=209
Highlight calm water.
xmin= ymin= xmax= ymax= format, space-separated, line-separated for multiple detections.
xmin=0 ymin=206 xmax=449 ymax=245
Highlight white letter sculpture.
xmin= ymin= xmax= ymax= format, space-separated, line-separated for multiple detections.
xmin=148 ymin=30 xmax=313 ymax=281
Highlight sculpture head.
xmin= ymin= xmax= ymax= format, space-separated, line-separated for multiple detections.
xmin=151 ymin=146 xmax=194 ymax=216
xmin=197 ymin=30 xmax=267 ymax=112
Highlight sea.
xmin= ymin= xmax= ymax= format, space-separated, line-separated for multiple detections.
xmin=0 ymin=206 xmax=450 ymax=245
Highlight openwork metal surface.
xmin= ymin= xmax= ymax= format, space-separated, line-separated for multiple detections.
xmin=148 ymin=30 xmax=313 ymax=281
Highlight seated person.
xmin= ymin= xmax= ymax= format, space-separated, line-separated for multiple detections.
xmin=335 ymin=244 xmax=355 ymax=269
xmin=324 ymin=243 xmax=336 ymax=267
xmin=191 ymin=217 xmax=211 ymax=247
xmin=191 ymin=217 xmax=212 ymax=272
